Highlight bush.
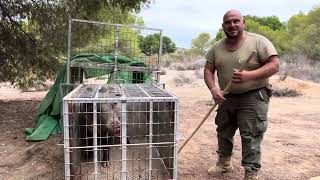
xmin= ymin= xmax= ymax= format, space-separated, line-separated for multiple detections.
xmin=161 ymin=54 xmax=177 ymax=67
xmin=169 ymin=58 xmax=206 ymax=71
xmin=194 ymin=68 xmax=204 ymax=79
xmin=193 ymin=59 xmax=206 ymax=70
xmin=173 ymin=72 xmax=193 ymax=87
xmin=170 ymin=63 xmax=187 ymax=71
xmin=279 ymin=54 xmax=320 ymax=83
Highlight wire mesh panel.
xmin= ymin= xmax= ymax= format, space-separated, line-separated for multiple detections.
xmin=66 ymin=19 xmax=163 ymax=85
xmin=63 ymin=84 xmax=178 ymax=180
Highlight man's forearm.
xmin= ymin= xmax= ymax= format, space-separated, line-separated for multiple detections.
xmin=252 ymin=56 xmax=279 ymax=80
xmin=204 ymin=68 xmax=217 ymax=91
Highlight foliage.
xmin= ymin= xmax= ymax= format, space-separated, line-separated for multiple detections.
xmin=139 ymin=33 xmax=176 ymax=55
xmin=0 ymin=0 xmax=151 ymax=88
xmin=215 ymin=29 xmax=225 ymax=41
xmin=75 ymin=26 xmax=142 ymax=59
xmin=213 ymin=7 xmax=320 ymax=60
xmin=162 ymin=36 xmax=177 ymax=54
xmin=167 ymin=32 xmax=213 ymax=66
xmin=244 ymin=18 xmax=290 ymax=55
xmin=287 ymin=7 xmax=320 ymax=60
xmin=244 ymin=15 xmax=286 ymax=31
xmin=168 ymin=48 xmax=202 ymax=62
xmin=191 ymin=33 xmax=215 ymax=55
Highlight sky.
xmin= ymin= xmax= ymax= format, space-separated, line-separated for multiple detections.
xmin=140 ymin=0 xmax=320 ymax=48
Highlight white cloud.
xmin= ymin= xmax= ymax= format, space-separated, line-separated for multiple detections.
xmin=140 ymin=0 xmax=320 ymax=48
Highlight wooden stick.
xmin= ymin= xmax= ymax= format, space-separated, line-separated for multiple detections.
xmin=178 ymin=50 xmax=257 ymax=154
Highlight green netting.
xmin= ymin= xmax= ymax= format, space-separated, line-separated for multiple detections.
xmin=72 ymin=53 xmax=150 ymax=79
xmin=25 ymin=65 xmax=65 ymax=141
xmin=25 ymin=54 xmax=154 ymax=141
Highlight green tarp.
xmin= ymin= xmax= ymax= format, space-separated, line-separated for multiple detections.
xmin=25 ymin=53 xmax=153 ymax=141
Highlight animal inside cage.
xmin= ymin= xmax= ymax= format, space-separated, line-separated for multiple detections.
xmin=63 ymin=84 xmax=178 ymax=180
xmin=66 ymin=19 xmax=163 ymax=85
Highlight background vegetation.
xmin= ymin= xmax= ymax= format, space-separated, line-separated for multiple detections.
xmin=167 ymin=6 xmax=320 ymax=84
xmin=139 ymin=33 xmax=176 ymax=55
xmin=1 ymin=1 xmax=320 ymax=88
xmin=0 ymin=0 xmax=152 ymax=88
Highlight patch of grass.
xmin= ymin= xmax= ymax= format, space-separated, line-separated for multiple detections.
xmin=272 ymin=86 xmax=302 ymax=97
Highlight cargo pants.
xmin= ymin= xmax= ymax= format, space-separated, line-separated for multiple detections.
xmin=215 ymin=87 xmax=270 ymax=172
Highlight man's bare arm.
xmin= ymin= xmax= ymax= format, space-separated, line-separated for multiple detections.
xmin=204 ymin=63 xmax=225 ymax=104
xmin=204 ymin=63 xmax=216 ymax=91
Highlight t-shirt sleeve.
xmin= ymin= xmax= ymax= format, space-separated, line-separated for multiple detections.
xmin=205 ymin=47 xmax=215 ymax=64
xmin=257 ymin=36 xmax=278 ymax=63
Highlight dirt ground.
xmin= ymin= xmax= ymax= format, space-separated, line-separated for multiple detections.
xmin=0 ymin=70 xmax=320 ymax=180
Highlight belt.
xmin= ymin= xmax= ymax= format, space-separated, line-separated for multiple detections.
xmin=225 ymin=87 xmax=266 ymax=97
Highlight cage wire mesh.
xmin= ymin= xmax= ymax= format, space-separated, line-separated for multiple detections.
xmin=63 ymin=84 xmax=178 ymax=180
xmin=66 ymin=19 xmax=163 ymax=85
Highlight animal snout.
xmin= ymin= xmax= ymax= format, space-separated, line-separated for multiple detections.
xmin=115 ymin=127 xmax=121 ymax=137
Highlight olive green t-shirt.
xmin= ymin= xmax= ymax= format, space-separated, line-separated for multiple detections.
xmin=205 ymin=32 xmax=278 ymax=93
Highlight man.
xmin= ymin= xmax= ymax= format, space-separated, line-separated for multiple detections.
xmin=204 ymin=9 xmax=279 ymax=180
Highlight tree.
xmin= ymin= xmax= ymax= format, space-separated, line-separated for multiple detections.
xmin=191 ymin=32 xmax=215 ymax=55
xmin=215 ymin=29 xmax=225 ymax=41
xmin=0 ymin=0 xmax=151 ymax=88
xmin=139 ymin=33 xmax=176 ymax=55
xmin=287 ymin=7 xmax=320 ymax=60
xmin=162 ymin=36 xmax=177 ymax=54
xmin=244 ymin=18 xmax=290 ymax=55
xmin=244 ymin=15 xmax=286 ymax=31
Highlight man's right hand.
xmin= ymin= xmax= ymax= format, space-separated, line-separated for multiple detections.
xmin=211 ymin=87 xmax=226 ymax=105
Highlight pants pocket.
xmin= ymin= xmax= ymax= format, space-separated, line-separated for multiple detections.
xmin=256 ymin=113 xmax=268 ymax=134
xmin=254 ymin=101 xmax=268 ymax=134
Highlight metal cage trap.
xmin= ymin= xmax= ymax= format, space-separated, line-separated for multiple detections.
xmin=63 ymin=84 xmax=178 ymax=180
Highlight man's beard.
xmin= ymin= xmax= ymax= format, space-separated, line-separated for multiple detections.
xmin=224 ymin=29 xmax=242 ymax=39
